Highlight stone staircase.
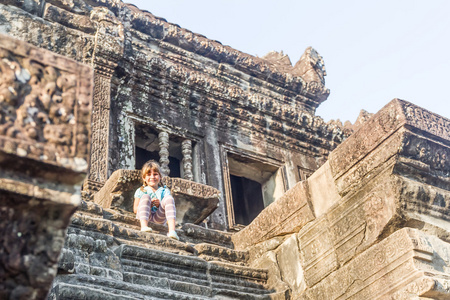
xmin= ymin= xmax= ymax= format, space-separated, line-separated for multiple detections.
xmin=48 ymin=200 xmax=286 ymax=299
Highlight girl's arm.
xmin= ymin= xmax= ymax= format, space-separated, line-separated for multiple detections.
xmin=133 ymin=197 xmax=140 ymax=214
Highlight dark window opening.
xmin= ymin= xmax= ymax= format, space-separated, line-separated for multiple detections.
xmin=230 ymin=175 xmax=265 ymax=226
xmin=135 ymin=147 xmax=159 ymax=170
xmin=168 ymin=156 xmax=181 ymax=178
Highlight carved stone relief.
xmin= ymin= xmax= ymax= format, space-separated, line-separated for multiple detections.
xmin=0 ymin=33 xmax=92 ymax=171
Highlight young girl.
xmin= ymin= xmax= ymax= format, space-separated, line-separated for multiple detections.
xmin=133 ymin=160 xmax=179 ymax=240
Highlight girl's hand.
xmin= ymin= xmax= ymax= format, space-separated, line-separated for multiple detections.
xmin=151 ymin=198 xmax=160 ymax=208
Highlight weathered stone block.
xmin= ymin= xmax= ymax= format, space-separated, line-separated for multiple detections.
xmin=297 ymin=216 xmax=338 ymax=287
xmin=329 ymin=99 xmax=450 ymax=195
xmin=0 ymin=33 xmax=93 ymax=299
xmin=232 ymin=181 xmax=315 ymax=250
xmin=275 ymin=235 xmax=307 ymax=297
xmin=300 ymin=228 xmax=450 ymax=299
xmin=307 ymin=160 xmax=340 ymax=217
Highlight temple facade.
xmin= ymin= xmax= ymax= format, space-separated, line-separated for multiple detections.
xmin=1 ymin=1 xmax=449 ymax=299
xmin=0 ymin=0 xmax=350 ymax=230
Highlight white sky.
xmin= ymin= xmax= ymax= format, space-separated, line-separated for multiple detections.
xmin=128 ymin=0 xmax=450 ymax=123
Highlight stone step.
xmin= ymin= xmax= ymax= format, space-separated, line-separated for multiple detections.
xmin=50 ymin=274 xmax=210 ymax=300
xmin=78 ymin=200 xmax=236 ymax=249
xmin=73 ymin=205 xmax=248 ymax=265
xmin=122 ymin=265 xmax=270 ymax=296
xmin=182 ymin=223 xmax=234 ymax=248
xmin=194 ymin=242 xmax=248 ymax=265
xmin=70 ymin=211 xmax=249 ymax=269
xmin=69 ymin=213 xmax=195 ymax=256
xmin=115 ymin=245 xmax=268 ymax=291
xmin=51 ymin=274 xmax=278 ymax=300
xmin=49 ymin=282 xmax=149 ymax=300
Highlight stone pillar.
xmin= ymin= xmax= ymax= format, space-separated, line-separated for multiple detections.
xmin=182 ymin=139 xmax=194 ymax=181
xmin=0 ymin=34 xmax=93 ymax=300
xmin=86 ymin=7 xmax=124 ymax=190
xmin=158 ymin=131 xmax=170 ymax=176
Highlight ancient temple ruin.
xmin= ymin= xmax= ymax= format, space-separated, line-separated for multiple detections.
xmin=0 ymin=0 xmax=449 ymax=299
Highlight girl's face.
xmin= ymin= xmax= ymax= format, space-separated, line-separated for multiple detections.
xmin=144 ymin=170 xmax=160 ymax=190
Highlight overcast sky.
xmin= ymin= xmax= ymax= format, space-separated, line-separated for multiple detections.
xmin=128 ymin=0 xmax=450 ymax=124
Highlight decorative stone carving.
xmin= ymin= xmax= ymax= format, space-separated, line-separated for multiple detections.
xmin=292 ymin=47 xmax=330 ymax=102
xmin=182 ymin=139 xmax=194 ymax=181
xmin=0 ymin=34 xmax=93 ymax=300
xmin=87 ymin=6 xmax=124 ymax=184
xmin=158 ymin=131 xmax=170 ymax=177
xmin=300 ymin=228 xmax=450 ymax=300
xmin=262 ymin=51 xmax=294 ymax=74
xmin=0 ymin=35 xmax=91 ymax=170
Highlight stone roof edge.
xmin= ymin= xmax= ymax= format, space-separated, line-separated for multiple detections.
xmin=118 ymin=2 xmax=328 ymax=102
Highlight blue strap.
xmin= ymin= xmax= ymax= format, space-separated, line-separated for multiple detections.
xmin=160 ymin=186 xmax=166 ymax=199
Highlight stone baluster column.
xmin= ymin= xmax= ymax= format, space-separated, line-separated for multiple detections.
xmin=182 ymin=139 xmax=194 ymax=181
xmin=159 ymin=131 xmax=170 ymax=176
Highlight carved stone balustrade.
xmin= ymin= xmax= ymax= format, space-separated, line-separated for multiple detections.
xmin=0 ymin=34 xmax=93 ymax=299
xmin=93 ymin=170 xmax=220 ymax=225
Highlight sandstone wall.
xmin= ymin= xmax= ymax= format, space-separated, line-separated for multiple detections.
xmin=233 ymin=99 xmax=450 ymax=299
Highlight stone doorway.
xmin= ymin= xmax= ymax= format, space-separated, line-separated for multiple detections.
xmin=222 ymin=149 xmax=286 ymax=229
xmin=230 ymin=175 xmax=265 ymax=226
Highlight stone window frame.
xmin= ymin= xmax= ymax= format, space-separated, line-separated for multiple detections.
xmin=126 ymin=113 xmax=204 ymax=182
xmin=220 ymin=144 xmax=287 ymax=230
xmin=297 ymin=166 xmax=314 ymax=182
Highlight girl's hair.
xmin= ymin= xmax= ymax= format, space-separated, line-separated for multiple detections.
xmin=140 ymin=160 xmax=162 ymax=191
